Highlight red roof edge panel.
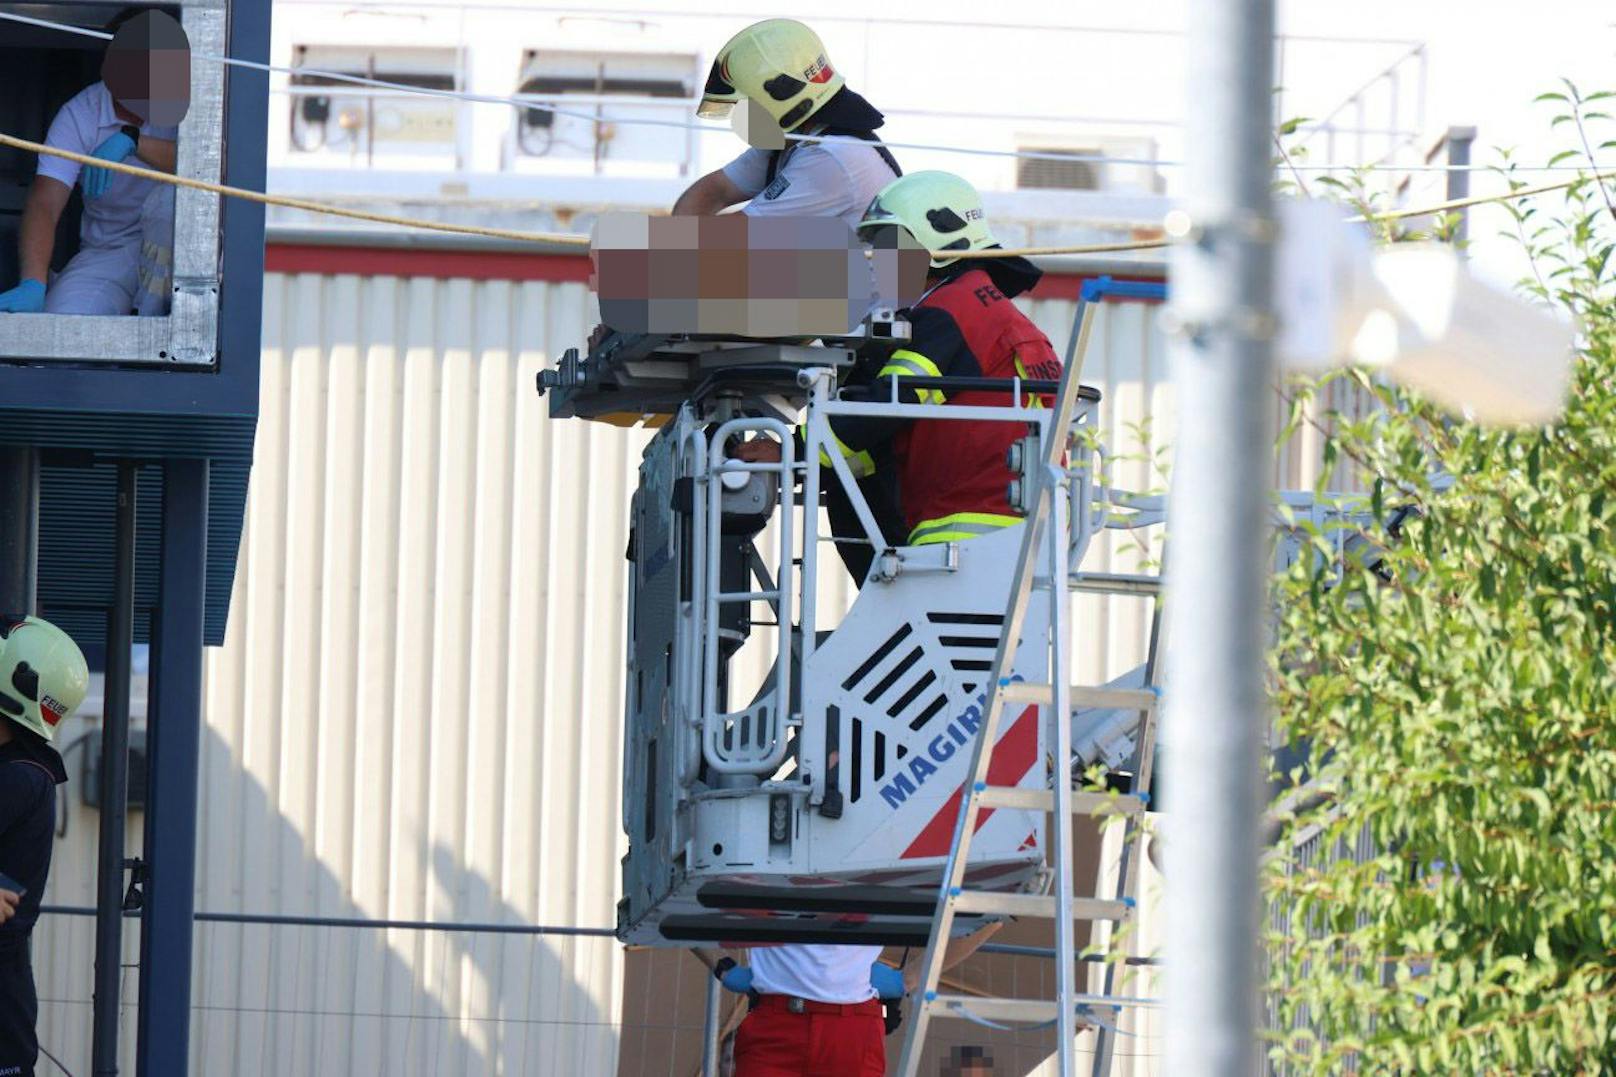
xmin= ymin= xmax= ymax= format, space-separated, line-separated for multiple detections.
xmin=261 ymin=244 xmax=1163 ymax=302
xmin=263 ymin=244 xmax=594 ymax=283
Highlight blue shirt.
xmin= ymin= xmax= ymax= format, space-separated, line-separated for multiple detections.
xmin=0 ymin=738 xmax=66 ymax=951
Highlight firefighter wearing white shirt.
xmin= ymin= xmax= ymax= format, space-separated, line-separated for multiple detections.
xmin=0 ymin=10 xmax=186 ymax=316
xmin=674 ymin=21 xmax=913 ymax=1077
xmin=676 ymin=17 xmax=913 ymax=585
xmin=676 ymin=18 xmax=901 ymax=228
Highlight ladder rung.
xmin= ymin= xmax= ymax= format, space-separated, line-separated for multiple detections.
xmin=949 ymin=890 xmax=1132 ymax=920
xmin=999 ymin=681 xmax=1046 ymax=705
xmin=922 ymin=993 xmax=1157 ymax=1023
xmin=1076 ymin=686 xmax=1159 ymax=710
xmin=976 ymin=786 xmax=1147 ymax=815
xmin=999 ymin=682 xmax=1159 ymax=711
xmin=1070 ymin=572 xmax=1163 ymax=596
xmin=923 ymin=995 xmax=1063 ymax=1024
xmin=716 ymin=589 xmax=779 ymax=602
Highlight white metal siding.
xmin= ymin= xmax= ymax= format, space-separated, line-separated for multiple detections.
xmin=29 ymin=270 xmax=1273 ymax=1077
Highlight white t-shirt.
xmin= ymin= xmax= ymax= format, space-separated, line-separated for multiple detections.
xmin=747 ymin=943 xmax=882 ymax=1004
xmin=721 ymin=134 xmax=899 ymax=230
xmin=37 ymin=82 xmax=180 ymax=252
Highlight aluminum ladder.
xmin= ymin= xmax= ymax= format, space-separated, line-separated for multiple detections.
xmin=894 ymin=295 xmax=1165 ymax=1077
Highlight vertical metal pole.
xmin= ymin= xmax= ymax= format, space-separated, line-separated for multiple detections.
xmin=1416 ymin=48 xmax=1429 ymax=141
xmin=93 ymin=462 xmax=137 ymax=1077
xmin=1048 ymin=465 xmax=1077 ymax=1076
xmin=699 ymin=973 xmax=722 ymax=1077
xmin=0 ymin=446 xmax=39 ymax=614
xmin=1446 ymin=126 xmax=1477 ymax=250
xmin=1271 ymin=37 xmax=1285 ymax=133
xmin=137 ymin=459 xmax=208 ymax=1076
xmin=1354 ymin=96 xmax=1364 ymax=166
xmin=1163 ymin=0 xmax=1275 ymax=1074
xmin=1386 ymin=70 xmax=1400 ymax=163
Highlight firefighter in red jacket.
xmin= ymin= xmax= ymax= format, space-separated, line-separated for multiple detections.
xmin=738 ymin=169 xmax=1060 ymax=556
xmin=721 ymin=173 xmax=1029 ymax=1073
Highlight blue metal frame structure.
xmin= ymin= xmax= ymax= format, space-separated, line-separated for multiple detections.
xmin=137 ymin=458 xmax=209 ymax=1076
xmin=0 ymin=1 xmax=270 ymax=1070
xmin=0 ymin=0 xmax=269 ymax=649
xmin=1081 ymin=275 xmax=1169 ymax=303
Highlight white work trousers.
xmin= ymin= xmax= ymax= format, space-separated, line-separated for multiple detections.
xmin=44 ymin=237 xmax=140 ymax=315
xmin=44 ymin=187 xmax=175 ymax=317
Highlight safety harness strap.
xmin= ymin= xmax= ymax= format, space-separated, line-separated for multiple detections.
xmin=765 ymin=126 xmax=902 ymax=186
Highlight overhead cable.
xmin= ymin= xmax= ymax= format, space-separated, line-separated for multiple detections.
xmin=0 ymin=9 xmax=1605 ymax=175
xmin=2 ymin=130 xmax=1608 ymax=260
xmin=0 ymin=132 xmax=590 ymax=246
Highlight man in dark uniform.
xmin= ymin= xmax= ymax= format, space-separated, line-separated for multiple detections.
xmin=0 ymin=616 xmax=89 ymax=1077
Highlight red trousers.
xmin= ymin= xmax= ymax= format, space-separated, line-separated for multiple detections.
xmin=733 ymin=995 xmax=887 ymax=1077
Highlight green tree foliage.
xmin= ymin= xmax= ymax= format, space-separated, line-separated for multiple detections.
xmin=1265 ymin=85 xmax=1616 ymax=1073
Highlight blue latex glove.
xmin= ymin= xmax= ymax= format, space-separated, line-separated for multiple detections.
xmin=0 ymin=279 xmax=45 ymax=313
xmin=870 ymin=962 xmax=906 ymax=999
xmin=719 ymin=964 xmax=754 ymax=994
xmin=81 ymin=131 xmax=138 ymax=201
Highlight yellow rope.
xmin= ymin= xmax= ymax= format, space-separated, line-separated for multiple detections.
xmin=0 ymin=132 xmax=591 ymax=246
xmin=4 ymin=129 xmax=1611 ymax=259
xmin=1 ymin=130 xmax=1168 ymax=257
xmin=944 ymin=238 xmax=1170 ymax=258
xmin=1350 ymin=167 xmax=1616 ymax=223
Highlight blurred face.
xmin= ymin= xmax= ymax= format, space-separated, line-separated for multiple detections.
xmin=730 ymin=98 xmax=785 ymax=150
xmin=102 ymin=11 xmax=191 ymax=127
xmin=859 ymin=223 xmax=931 ymax=306
xmin=942 ymin=1047 xmax=994 ymax=1076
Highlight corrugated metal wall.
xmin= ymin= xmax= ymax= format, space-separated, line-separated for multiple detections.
xmin=36 ymin=271 xmax=648 ymax=1076
xmin=30 ymin=268 xmax=1326 ymax=1077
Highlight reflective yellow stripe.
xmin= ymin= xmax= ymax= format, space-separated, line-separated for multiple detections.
xmin=820 ymin=432 xmax=876 ymax=478
xmin=908 ymin=512 xmax=1024 ymax=545
xmin=878 ymin=349 xmax=947 ymax=405
xmin=1013 ymin=354 xmax=1044 ymax=409
xmin=883 ymin=349 xmax=943 ymax=378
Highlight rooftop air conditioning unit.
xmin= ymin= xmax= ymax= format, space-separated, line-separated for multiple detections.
xmin=513 ymin=49 xmax=699 ymax=177
xmin=1017 ymin=148 xmax=1104 ymax=191
xmin=289 ymin=45 xmax=462 ymax=164
xmin=1015 ymin=135 xmax=1164 ymax=195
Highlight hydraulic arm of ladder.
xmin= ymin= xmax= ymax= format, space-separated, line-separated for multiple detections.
xmin=894 ymin=288 xmax=1166 ymax=1077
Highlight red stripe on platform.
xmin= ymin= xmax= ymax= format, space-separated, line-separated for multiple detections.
xmin=1026 ymin=273 xmax=1165 ymax=302
xmin=900 ymin=704 xmax=1040 ymax=860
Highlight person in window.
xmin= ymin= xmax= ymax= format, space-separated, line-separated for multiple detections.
xmin=0 ymin=9 xmax=188 ymax=316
